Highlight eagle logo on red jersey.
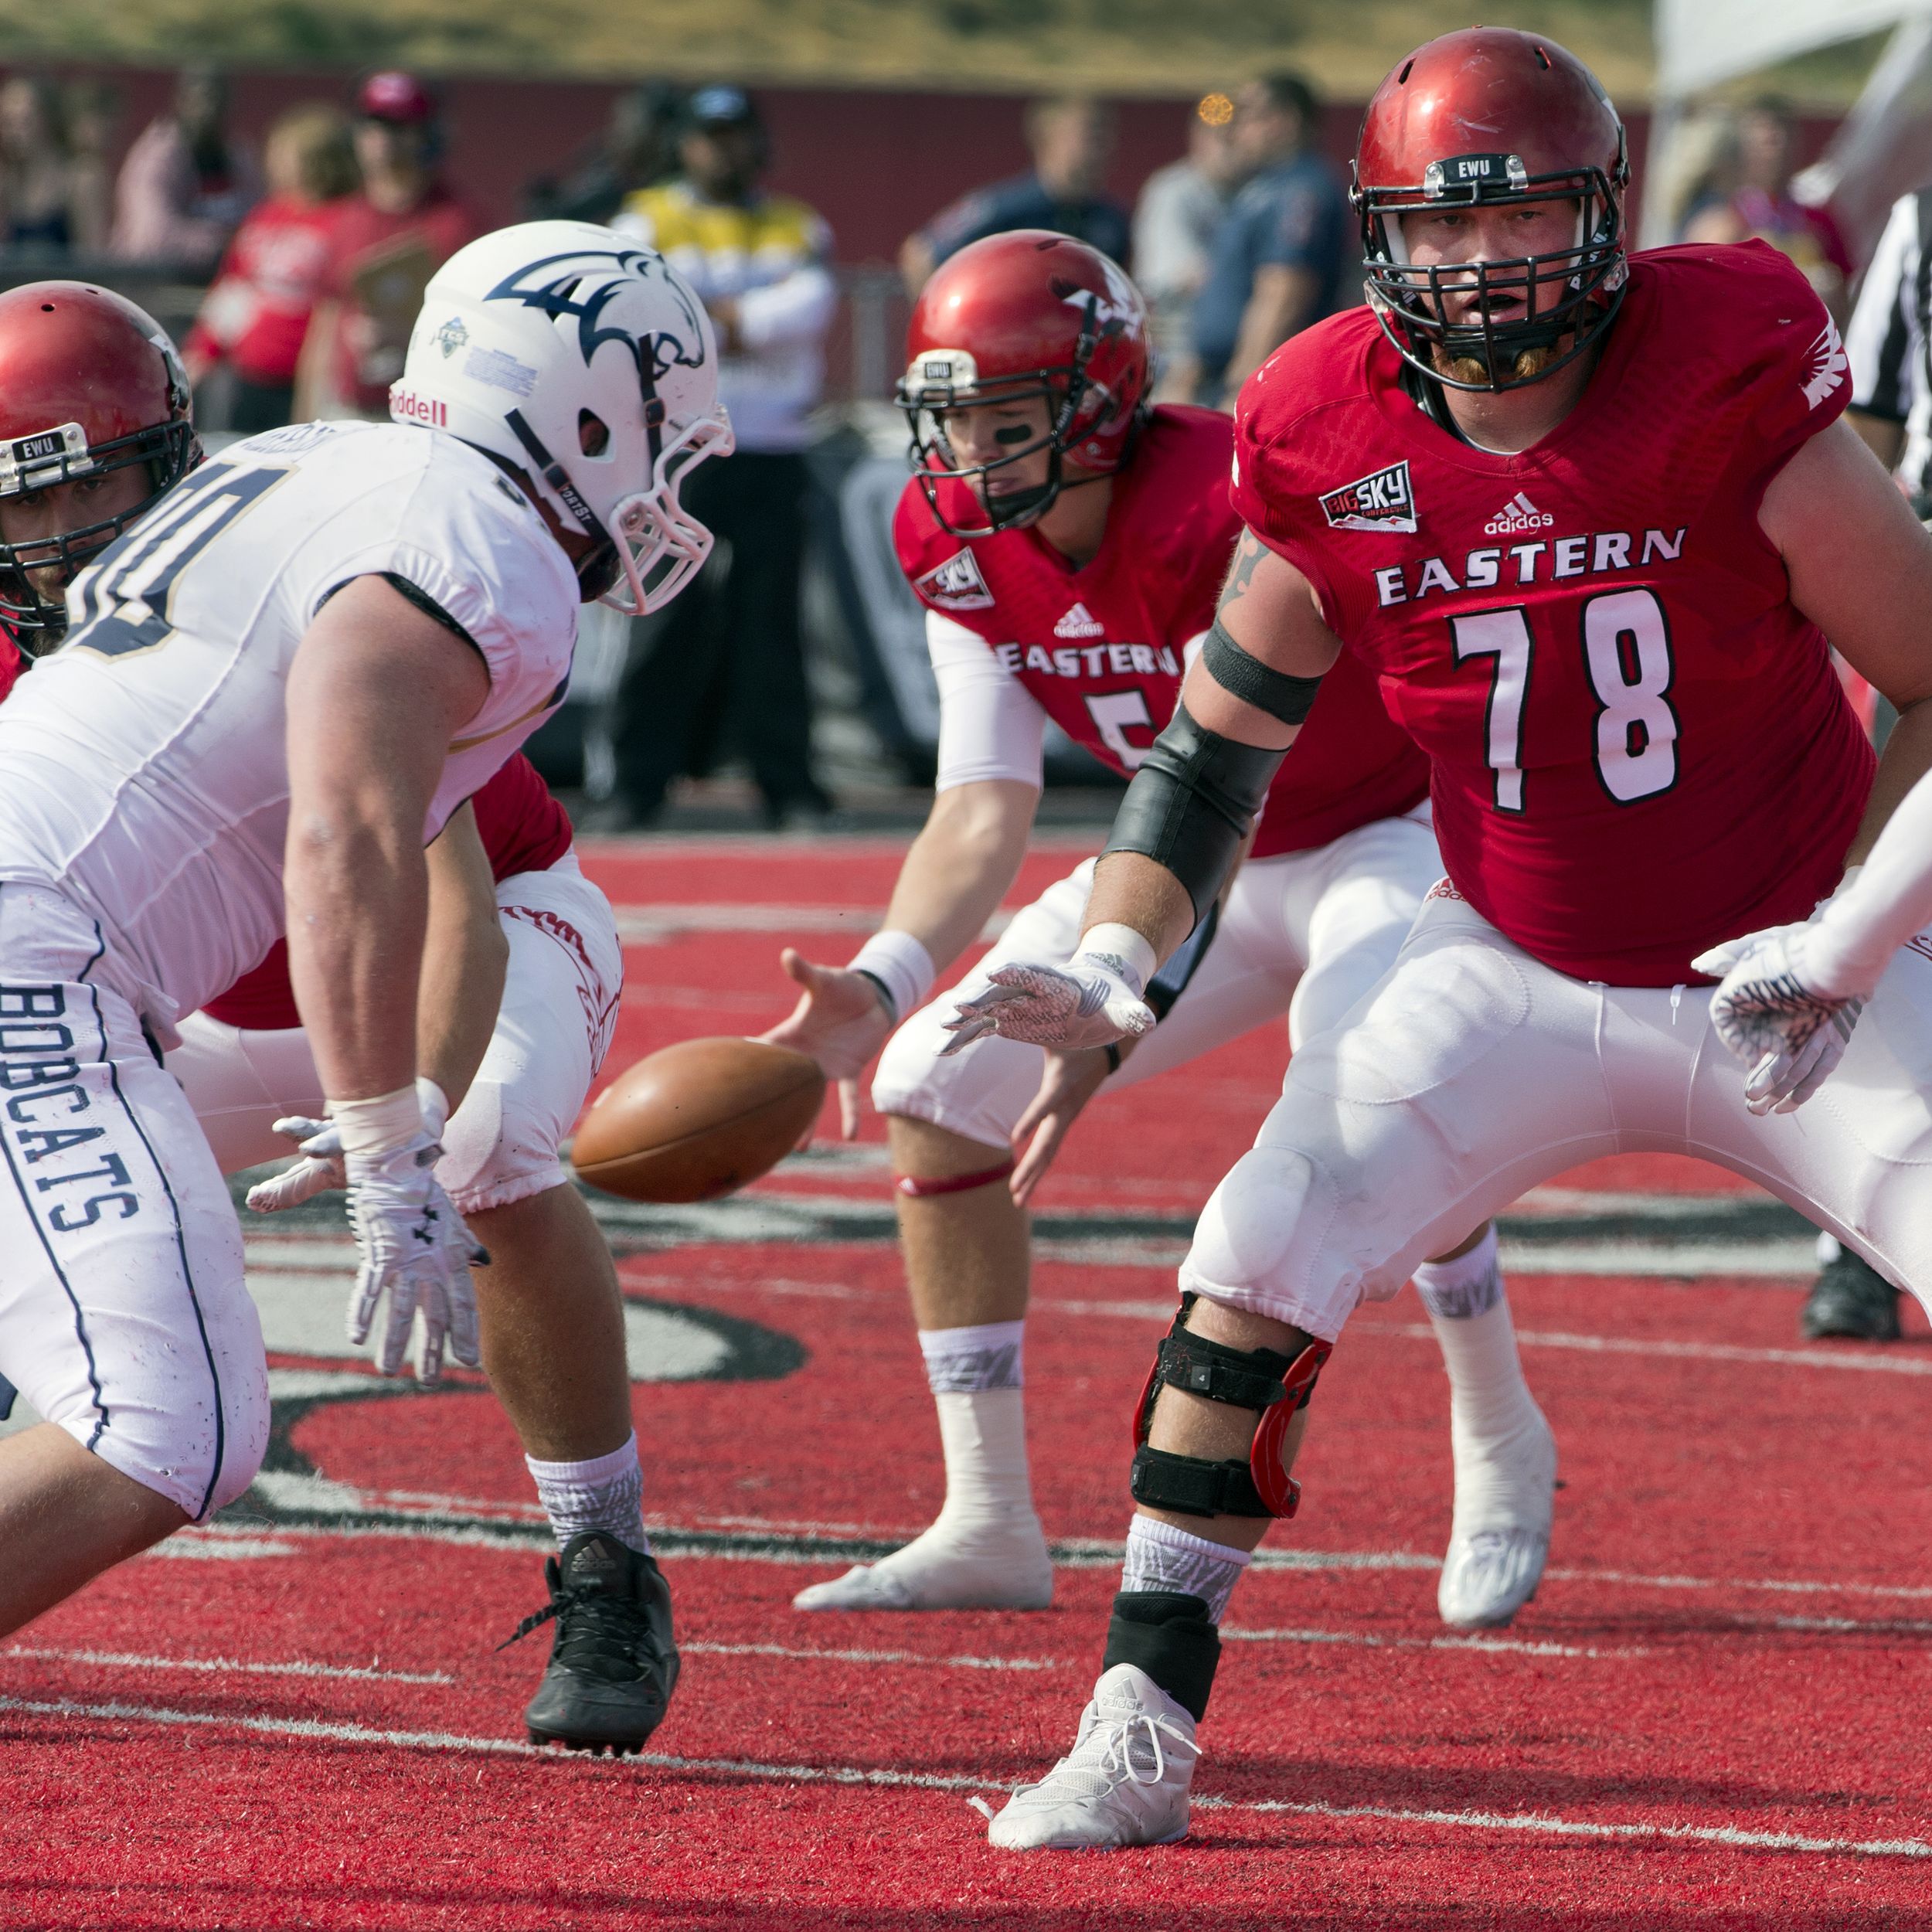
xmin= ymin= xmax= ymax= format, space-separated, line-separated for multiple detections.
xmin=915 ymin=548 xmax=995 ymax=611
xmin=1319 ymin=460 xmax=1417 ymax=535
xmin=1802 ymin=320 xmax=1849 ymax=412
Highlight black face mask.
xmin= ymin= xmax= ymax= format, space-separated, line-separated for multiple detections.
xmin=574 ymin=539 xmax=623 ymax=604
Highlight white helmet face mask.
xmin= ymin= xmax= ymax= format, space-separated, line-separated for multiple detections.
xmin=392 ymin=220 xmax=733 ymax=612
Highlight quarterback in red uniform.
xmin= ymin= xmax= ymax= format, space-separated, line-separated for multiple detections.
xmin=765 ymin=231 xmax=1556 ymax=1634
xmin=0 ymin=279 xmax=669 ymax=1758
xmin=962 ymin=31 xmax=1932 ymax=1849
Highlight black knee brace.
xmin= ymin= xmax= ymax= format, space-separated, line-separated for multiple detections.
xmin=1129 ymin=1294 xmax=1329 ymax=1519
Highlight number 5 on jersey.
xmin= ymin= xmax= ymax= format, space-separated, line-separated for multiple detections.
xmin=1451 ymin=588 xmax=1679 ymax=813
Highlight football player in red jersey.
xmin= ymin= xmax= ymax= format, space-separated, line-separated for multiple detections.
xmin=764 ymin=230 xmax=1556 ymax=1631
xmin=0 ymin=281 xmax=668 ymax=1756
xmin=961 ymin=30 xmax=1932 ymax=1850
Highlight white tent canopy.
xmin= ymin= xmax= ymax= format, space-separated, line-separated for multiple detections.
xmin=1658 ymin=0 xmax=1932 ymax=97
xmin=1647 ymin=0 xmax=1932 ymax=252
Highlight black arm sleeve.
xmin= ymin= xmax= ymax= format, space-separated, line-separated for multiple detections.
xmin=1100 ymin=701 xmax=1287 ymax=928
xmin=1202 ymin=620 xmax=1327 ymax=725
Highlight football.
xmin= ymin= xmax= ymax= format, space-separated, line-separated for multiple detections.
xmin=568 ymin=1037 xmax=827 ymax=1202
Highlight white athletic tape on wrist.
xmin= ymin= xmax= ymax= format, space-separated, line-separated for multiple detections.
xmin=328 ymin=1084 xmax=428 ymax=1158
xmin=1075 ymin=922 xmax=1157 ymax=995
xmin=849 ymin=930 xmax=936 ymax=1022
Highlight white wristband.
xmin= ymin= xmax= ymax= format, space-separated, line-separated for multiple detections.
xmin=849 ymin=930 xmax=936 ymax=1022
xmin=328 ymin=1083 xmax=429 ymax=1158
xmin=1074 ymin=922 xmax=1157 ymax=995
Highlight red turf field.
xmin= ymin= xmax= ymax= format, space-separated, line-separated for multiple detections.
xmin=3 ymin=835 xmax=1930 ymax=1930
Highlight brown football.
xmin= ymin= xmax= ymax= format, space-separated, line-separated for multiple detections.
xmin=569 ymin=1037 xmax=827 ymax=1203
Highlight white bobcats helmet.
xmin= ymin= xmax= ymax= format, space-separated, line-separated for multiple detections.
xmin=392 ymin=220 xmax=733 ymax=612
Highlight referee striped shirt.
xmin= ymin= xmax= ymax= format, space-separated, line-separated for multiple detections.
xmin=1845 ymin=185 xmax=1932 ymax=492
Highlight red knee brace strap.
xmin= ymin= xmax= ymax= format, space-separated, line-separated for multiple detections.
xmin=894 ymin=1158 xmax=1015 ymax=1199
xmin=1129 ymin=1296 xmax=1331 ymax=1519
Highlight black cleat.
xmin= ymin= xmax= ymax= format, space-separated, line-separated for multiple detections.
xmin=1800 ymin=1249 xmax=1901 ymax=1342
xmin=500 ymin=1532 xmax=679 ymax=1754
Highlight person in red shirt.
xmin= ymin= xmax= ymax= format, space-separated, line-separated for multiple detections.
xmin=764 ymin=231 xmax=1552 ymax=1632
xmin=294 ymin=71 xmax=478 ymax=421
xmin=184 ymin=104 xmax=359 ymax=434
xmin=961 ymin=30 xmax=1932 ymax=1851
xmin=0 ymin=282 xmax=668 ymax=1760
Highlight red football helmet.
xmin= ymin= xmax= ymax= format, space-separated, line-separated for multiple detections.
xmin=1352 ymin=28 xmax=1629 ymax=392
xmin=0 ymin=281 xmax=199 ymax=649
xmin=897 ymin=230 xmax=1150 ymax=536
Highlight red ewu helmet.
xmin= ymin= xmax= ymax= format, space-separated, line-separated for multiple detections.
xmin=1352 ymin=29 xmax=1629 ymax=392
xmin=0 ymin=281 xmax=199 ymax=649
xmin=897 ymin=230 xmax=1149 ymax=536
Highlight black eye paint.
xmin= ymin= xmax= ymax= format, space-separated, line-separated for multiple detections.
xmin=993 ymin=424 xmax=1034 ymax=447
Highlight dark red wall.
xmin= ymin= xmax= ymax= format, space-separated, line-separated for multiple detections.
xmin=38 ymin=66 xmax=1841 ymax=267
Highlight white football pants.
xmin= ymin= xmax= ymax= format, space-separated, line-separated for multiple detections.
xmin=0 ymin=883 xmax=267 ymax=1518
xmin=873 ymin=806 xmax=1444 ymax=1148
xmin=168 ymin=853 xmax=623 ymax=1213
xmin=1183 ymin=885 xmax=1932 ymax=1342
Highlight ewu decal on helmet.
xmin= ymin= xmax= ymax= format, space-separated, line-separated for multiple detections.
xmin=897 ymin=229 xmax=1151 ymax=537
xmin=1352 ymin=28 xmax=1630 ymax=393
xmin=0 ymin=281 xmax=200 ymax=651
xmin=391 ymin=219 xmax=733 ymax=612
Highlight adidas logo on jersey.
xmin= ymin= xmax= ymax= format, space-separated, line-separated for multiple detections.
xmin=1053 ymin=602 xmax=1104 ymax=638
xmin=1484 ymin=492 xmax=1554 ymax=536
xmin=1803 ymin=319 xmax=1849 ymax=411
xmin=915 ymin=548 xmax=995 ymax=612
xmin=1319 ymin=459 xmax=1417 ymax=534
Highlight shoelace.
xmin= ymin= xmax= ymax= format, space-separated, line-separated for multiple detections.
xmin=496 ymin=1581 xmax=662 ymax=1676
xmin=1032 ymin=1708 xmax=1201 ymax=1801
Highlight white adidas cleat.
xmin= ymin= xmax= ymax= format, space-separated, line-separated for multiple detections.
xmin=1438 ymin=1400 xmax=1558 ymax=1629
xmin=987 ymin=1665 xmax=1199 ymax=1850
xmin=792 ymin=1516 xmax=1053 ymax=1612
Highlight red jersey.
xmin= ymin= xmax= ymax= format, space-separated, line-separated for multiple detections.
xmin=199 ymin=753 xmax=572 ymax=1031
xmin=320 ymin=185 xmax=478 ymax=414
xmin=893 ymin=405 xmax=1427 ymax=859
xmin=185 ymin=192 xmax=345 ymax=386
xmin=1231 ymin=243 xmax=1872 ymax=985
xmin=0 ymin=634 xmax=19 ymax=706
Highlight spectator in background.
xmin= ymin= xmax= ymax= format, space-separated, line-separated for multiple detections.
xmin=184 ymin=105 xmax=358 ymax=434
xmin=109 ymin=66 xmax=259 ymax=270
xmin=900 ymin=97 xmax=1128 ymax=294
xmin=0 ymin=77 xmax=107 ymax=252
xmin=294 ymin=71 xmax=476 ymax=421
xmin=601 ymin=85 xmax=836 ymax=830
xmin=60 ymin=80 xmax=117 ymax=252
xmin=1180 ymin=72 xmax=1347 ymax=407
xmin=1134 ymin=92 xmax=1247 ymax=396
xmin=1681 ymin=97 xmax=1852 ymax=318
xmin=523 ymin=82 xmax=682 ymax=225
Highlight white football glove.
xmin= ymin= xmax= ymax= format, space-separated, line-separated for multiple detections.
xmin=941 ymin=946 xmax=1156 ymax=1055
xmin=245 ymin=1076 xmax=449 ymax=1214
xmin=342 ymin=1133 xmax=487 ymax=1386
xmin=1692 ymin=923 xmax=1864 ymax=1116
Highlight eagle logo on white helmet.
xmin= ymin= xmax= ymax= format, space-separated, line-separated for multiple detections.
xmin=393 ymin=221 xmax=734 ymax=615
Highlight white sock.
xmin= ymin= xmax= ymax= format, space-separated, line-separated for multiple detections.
xmin=1417 ymin=1236 xmax=1550 ymax=1532
xmin=526 ymin=1433 xmax=648 ymax=1556
xmin=1121 ymin=1514 xmax=1251 ymax=1623
xmin=918 ymin=1318 xmax=1024 ymax=1394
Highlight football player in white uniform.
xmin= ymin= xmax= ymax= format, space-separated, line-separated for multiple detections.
xmin=0 ymin=230 xmax=728 ymax=1755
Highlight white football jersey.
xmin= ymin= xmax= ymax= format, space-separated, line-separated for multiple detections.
xmin=0 ymin=419 xmax=578 ymax=1035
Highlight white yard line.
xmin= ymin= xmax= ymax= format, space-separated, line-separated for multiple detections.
xmin=2 ymin=1693 xmax=1923 ymax=1861
xmin=683 ymin=1641 xmax=1052 ymax=1672
xmin=3 ymin=1645 xmax=449 ymax=1685
xmin=1220 ymin=1626 xmax=1645 ymax=1661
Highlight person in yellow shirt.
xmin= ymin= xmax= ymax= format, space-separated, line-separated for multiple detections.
xmin=602 ymin=87 xmax=837 ymax=828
